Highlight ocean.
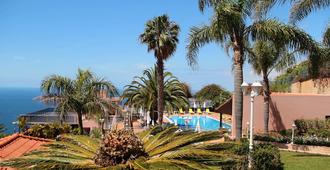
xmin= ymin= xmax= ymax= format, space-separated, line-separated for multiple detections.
xmin=0 ymin=88 xmax=45 ymax=134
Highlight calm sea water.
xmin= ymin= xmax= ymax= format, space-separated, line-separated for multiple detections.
xmin=0 ymin=88 xmax=45 ymax=134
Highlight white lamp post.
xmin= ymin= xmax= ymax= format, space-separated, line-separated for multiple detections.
xmin=241 ymin=81 xmax=263 ymax=169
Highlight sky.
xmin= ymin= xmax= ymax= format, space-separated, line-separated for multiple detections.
xmin=0 ymin=0 xmax=329 ymax=92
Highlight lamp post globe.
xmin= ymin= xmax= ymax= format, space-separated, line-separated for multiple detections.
xmin=251 ymin=81 xmax=263 ymax=96
xmin=241 ymin=82 xmax=250 ymax=95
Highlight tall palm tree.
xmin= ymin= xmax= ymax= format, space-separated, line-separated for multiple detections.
xmin=39 ymin=69 xmax=118 ymax=135
xmin=122 ymin=67 xmax=188 ymax=125
xmin=247 ymin=41 xmax=297 ymax=133
xmin=140 ymin=15 xmax=180 ymax=124
xmin=187 ymin=0 xmax=319 ymax=139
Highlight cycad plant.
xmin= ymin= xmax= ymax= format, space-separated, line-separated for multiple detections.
xmin=187 ymin=0 xmax=319 ymax=139
xmin=38 ymin=69 xmax=118 ymax=135
xmin=0 ymin=125 xmax=248 ymax=170
xmin=122 ymin=67 xmax=188 ymax=124
xmin=140 ymin=15 xmax=180 ymax=124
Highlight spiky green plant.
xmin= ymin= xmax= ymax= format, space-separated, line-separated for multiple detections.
xmin=1 ymin=125 xmax=248 ymax=170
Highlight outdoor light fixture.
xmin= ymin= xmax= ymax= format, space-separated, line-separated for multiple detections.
xmin=241 ymin=81 xmax=263 ymax=168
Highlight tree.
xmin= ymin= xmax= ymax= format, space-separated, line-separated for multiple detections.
xmin=181 ymin=82 xmax=193 ymax=98
xmin=0 ymin=124 xmax=6 ymax=138
xmin=39 ymin=69 xmax=118 ymax=135
xmin=122 ymin=67 xmax=188 ymax=124
xmin=247 ymin=41 xmax=297 ymax=133
xmin=18 ymin=117 xmax=27 ymax=133
xmin=289 ymin=0 xmax=330 ymax=22
xmin=187 ymin=0 xmax=318 ymax=139
xmin=0 ymin=125 xmax=248 ymax=169
xmin=195 ymin=84 xmax=231 ymax=109
xmin=140 ymin=15 xmax=180 ymax=124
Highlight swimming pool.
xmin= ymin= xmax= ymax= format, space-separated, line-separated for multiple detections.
xmin=168 ymin=115 xmax=231 ymax=131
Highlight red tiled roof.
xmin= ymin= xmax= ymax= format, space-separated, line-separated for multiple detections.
xmin=0 ymin=133 xmax=52 ymax=161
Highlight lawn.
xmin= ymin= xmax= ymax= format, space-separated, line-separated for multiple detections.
xmin=281 ymin=151 xmax=330 ymax=170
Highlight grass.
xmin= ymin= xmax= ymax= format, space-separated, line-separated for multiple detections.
xmin=281 ymin=151 xmax=330 ymax=170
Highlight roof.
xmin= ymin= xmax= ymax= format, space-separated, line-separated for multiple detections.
xmin=0 ymin=133 xmax=52 ymax=161
xmin=24 ymin=108 xmax=56 ymax=116
xmin=215 ymin=97 xmax=232 ymax=115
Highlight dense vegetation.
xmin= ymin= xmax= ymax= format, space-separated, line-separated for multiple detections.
xmin=24 ymin=123 xmax=71 ymax=139
xmin=0 ymin=124 xmax=6 ymax=138
xmin=0 ymin=125 xmax=249 ymax=169
xmin=187 ymin=0 xmax=319 ymax=139
xmin=38 ymin=69 xmax=118 ymax=135
xmin=294 ymin=119 xmax=330 ymax=138
xmin=270 ymin=61 xmax=309 ymax=92
xmin=195 ymin=84 xmax=231 ymax=109
xmin=122 ymin=67 xmax=188 ymax=124
xmin=254 ymin=119 xmax=330 ymax=147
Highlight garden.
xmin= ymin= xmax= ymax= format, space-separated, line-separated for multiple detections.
xmin=1 ymin=125 xmax=284 ymax=170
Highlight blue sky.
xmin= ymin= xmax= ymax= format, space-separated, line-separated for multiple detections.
xmin=0 ymin=0 xmax=329 ymax=92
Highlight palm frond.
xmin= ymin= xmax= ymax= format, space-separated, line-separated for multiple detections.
xmin=290 ymin=0 xmax=330 ymax=23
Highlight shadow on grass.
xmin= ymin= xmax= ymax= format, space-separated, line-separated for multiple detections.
xmin=291 ymin=153 xmax=330 ymax=158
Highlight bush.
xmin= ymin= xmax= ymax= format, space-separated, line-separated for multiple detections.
xmin=254 ymin=133 xmax=291 ymax=143
xmin=71 ymin=128 xmax=80 ymax=135
xmin=251 ymin=143 xmax=283 ymax=170
xmin=24 ymin=123 xmax=71 ymax=139
xmin=94 ymin=130 xmax=146 ymax=167
xmin=90 ymin=128 xmax=102 ymax=139
xmin=294 ymin=119 xmax=330 ymax=138
xmin=293 ymin=136 xmax=330 ymax=147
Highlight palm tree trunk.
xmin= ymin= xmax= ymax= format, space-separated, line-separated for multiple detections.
xmin=233 ymin=41 xmax=244 ymax=139
xmin=77 ymin=111 xmax=84 ymax=135
xmin=262 ymin=71 xmax=270 ymax=134
xmin=156 ymin=59 xmax=165 ymax=124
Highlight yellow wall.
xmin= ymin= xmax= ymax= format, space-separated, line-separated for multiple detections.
xmin=291 ymin=79 xmax=330 ymax=94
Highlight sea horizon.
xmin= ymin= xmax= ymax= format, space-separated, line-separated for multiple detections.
xmin=0 ymin=87 xmax=45 ymax=134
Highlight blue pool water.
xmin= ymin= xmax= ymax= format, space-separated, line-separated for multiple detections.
xmin=169 ymin=115 xmax=231 ymax=131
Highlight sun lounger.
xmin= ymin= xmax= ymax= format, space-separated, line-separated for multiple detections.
xmin=189 ymin=108 xmax=194 ymax=114
xmin=197 ymin=108 xmax=202 ymax=114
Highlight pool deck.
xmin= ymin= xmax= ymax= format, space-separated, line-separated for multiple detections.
xmin=116 ymin=112 xmax=232 ymax=134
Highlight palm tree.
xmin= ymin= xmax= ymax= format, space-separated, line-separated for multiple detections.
xmin=122 ymin=67 xmax=188 ymax=125
xmin=187 ymin=0 xmax=318 ymax=139
xmin=0 ymin=124 xmax=5 ymax=138
xmin=289 ymin=0 xmax=330 ymax=22
xmin=140 ymin=15 xmax=180 ymax=124
xmin=247 ymin=41 xmax=297 ymax=133
xmin=38 ymin=69 xmax=118 ymax=135
xmin=0 ymin=125 xmax=248 ymax=169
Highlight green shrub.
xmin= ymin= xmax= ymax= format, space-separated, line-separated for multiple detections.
xmin=293 ymin=136 xmax=330 ymax=147
xmin=254 ymin=133 xmax=291 ymax=143
xmin=71 ymin=128 xmax=80 ymax=135
xmin=25 ymin=123 xmax=71 ymax=139
xmin=294 ymin=119 xmax=330 ymax=138
xmin=90 ymin=128 xmax=102 ymax=139
xmin=251 ymin=143 xmax=283 ymax=170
